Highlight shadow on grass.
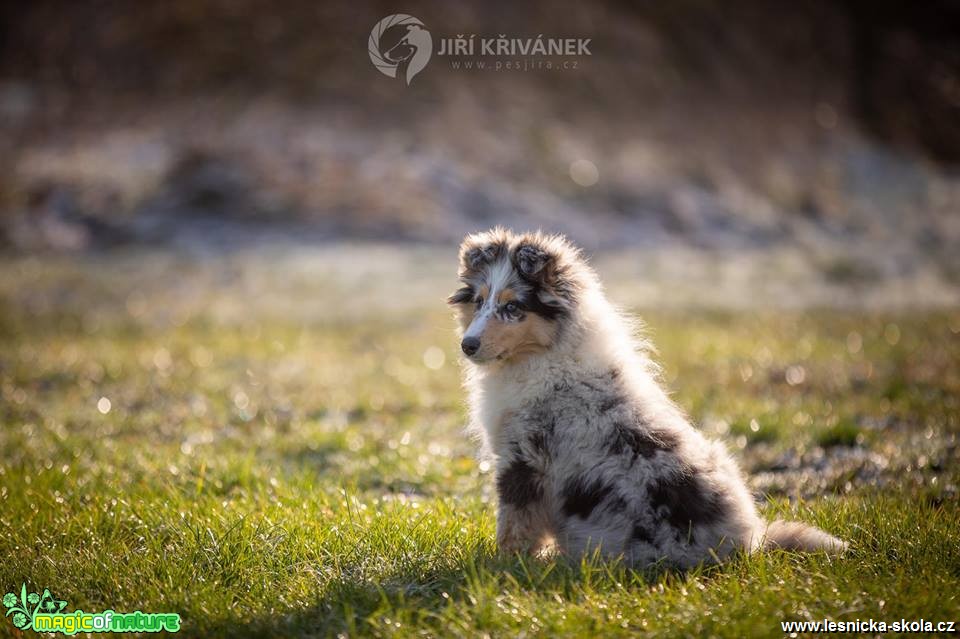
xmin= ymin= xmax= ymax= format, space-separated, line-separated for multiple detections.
xmin=203 ymin=550 xmax=500 ymax=637
xmin=202 ymin=546 xmax=702 ymax=638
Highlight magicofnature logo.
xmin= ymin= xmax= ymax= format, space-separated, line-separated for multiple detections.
xmin=3 ymin=583 xmax=181 ymax=635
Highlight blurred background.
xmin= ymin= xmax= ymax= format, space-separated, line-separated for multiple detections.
xmin=1 ymin=6 xmax=959 ymax=631
xmin=0 ymin=0 xmax=958 ymax=312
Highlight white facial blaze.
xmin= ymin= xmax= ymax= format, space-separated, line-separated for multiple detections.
xmin=464 ymin=304 xmax=494 ymax=342
xmin=464 ymin=258 xmax=514 ymax=343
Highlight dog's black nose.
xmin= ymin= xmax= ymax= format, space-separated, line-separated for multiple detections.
xmin=461 ymin=337 xmax=481 ymax=356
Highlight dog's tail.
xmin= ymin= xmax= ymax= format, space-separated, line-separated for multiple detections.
xmin=763 ymin=520 xmax=848 ymax=554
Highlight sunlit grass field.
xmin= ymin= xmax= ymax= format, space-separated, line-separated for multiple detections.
xmin=1 ymin=254 xmax=958 ymax=637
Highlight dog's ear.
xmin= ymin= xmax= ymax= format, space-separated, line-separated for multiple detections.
xmin=514 ymin=240 xmax=565 ymax=289
xmin=463 ymin=244 xmax=500 ymax=271
xmin=512 ymin=234 xmax=583 ymax=309
xmin=458 ymin=229 xmax=510 ymax=276
xmin=514 ymin=243 xmax=553 ymax=278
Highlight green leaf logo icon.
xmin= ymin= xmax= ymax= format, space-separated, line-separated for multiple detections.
xmin=4 ymin=583 xmax=69 ymax=632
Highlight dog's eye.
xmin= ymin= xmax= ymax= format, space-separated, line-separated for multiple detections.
xmin=476 ymin=297 xmax=484 ymax=308
xmin=504 ymin=301 xmax=519 ymax=314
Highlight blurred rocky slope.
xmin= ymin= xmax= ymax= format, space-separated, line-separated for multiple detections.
xmin=0 ymin=0 xmax=957 ymax=296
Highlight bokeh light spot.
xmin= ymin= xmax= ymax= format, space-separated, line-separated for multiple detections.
xmin=569 ymin=159 xmax=599 ymax=187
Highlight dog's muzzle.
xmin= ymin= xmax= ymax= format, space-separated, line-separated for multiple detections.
xmin=461 ymin=337 xmax=481 ymax=356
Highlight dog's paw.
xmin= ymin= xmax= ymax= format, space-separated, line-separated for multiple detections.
xmin=533 ymin=539 xmax=561 ymax=561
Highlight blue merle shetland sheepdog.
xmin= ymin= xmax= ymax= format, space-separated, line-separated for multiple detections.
xmin=449 ymin=227 xmax=847 ymax=569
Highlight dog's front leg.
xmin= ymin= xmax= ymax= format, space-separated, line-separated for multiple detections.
xmin=493 ymin=426 xmax=552 ymax=556
xmin=496 ymin=502 xmax=551 ymax=555
xmin=494 ymin=457 xmax=552 ymax=556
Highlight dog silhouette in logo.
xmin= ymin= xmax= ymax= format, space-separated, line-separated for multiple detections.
xmin=369 ymin=15 xmax=433 ymax=86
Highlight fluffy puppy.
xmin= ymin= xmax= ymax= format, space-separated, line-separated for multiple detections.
xmin=449 ymin=227 xmax=846 ymax=569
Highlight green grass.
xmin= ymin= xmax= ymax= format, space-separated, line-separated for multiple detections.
xmin=1 ymin=283 xmax=959 ymax=636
